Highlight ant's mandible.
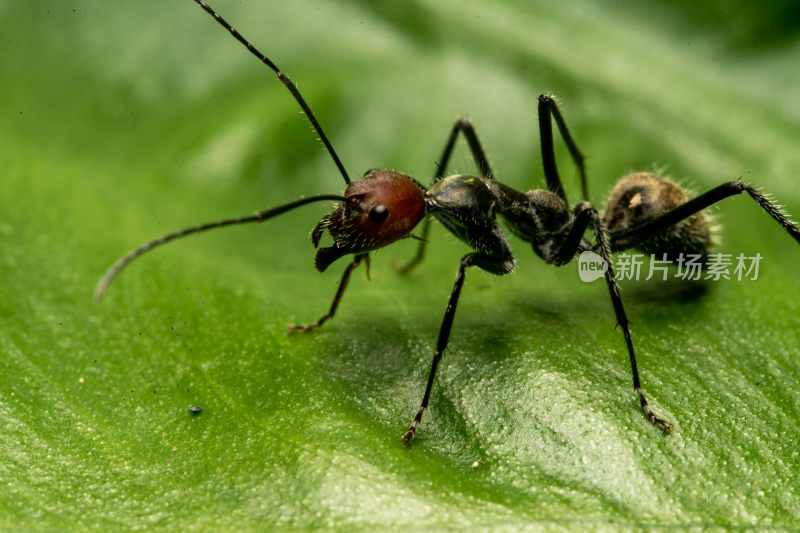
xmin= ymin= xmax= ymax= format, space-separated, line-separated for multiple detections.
xmin=96 ymin=0 xmax=800 ymax=445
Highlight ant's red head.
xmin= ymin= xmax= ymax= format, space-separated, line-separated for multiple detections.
xmin=312 ymin=169 xmax=427 ymax=271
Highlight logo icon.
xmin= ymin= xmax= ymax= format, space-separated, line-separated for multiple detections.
xmin=578 ymin=251 xmax=608 ymax=282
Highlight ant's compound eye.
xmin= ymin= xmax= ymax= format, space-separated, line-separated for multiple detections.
xmin=363 ymin=168 xmax=380 ymax=177
xmin=369 ymin=205 xmax=389 ymax=224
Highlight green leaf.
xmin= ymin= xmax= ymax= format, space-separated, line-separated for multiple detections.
xmin=2 ymin=0 xmax=799 ymax=530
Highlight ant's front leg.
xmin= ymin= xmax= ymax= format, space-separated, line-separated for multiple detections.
xmin=433 ymin=116 xmax=495 ymax=182
xmin=402 ymin=249 xmax=515 ymax=445
xmin=393 ymin=217 xmax=431 ymax=276
xmin=288 ymin=253 xmax=369 ymax=334
xmin=395 ymin=117 xmax=495 ymax=275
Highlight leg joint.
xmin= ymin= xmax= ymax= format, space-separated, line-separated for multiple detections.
xmin=455 ymin=116 xmax=473 ymax=129
xmin=725 ymin=180 xmax=748 ymax=193
xmin=574 ymin=201 xmax=598 ymax=219
xmin=538 ymin=93 xmax=555 ymax=105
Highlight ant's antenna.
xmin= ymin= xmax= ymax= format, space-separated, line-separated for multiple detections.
xmin=192 ymin=0 xmax=351 ymax=184
xmin=94 ymin=194 xmax=346 ymax=302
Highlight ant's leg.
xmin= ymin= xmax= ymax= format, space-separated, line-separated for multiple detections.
xmin=554 ymin=202 xmax=672 ymax=430
xmin=396 ymin=117 xmax=495 ymax=274
xmin=433 ymin=116 xmax=495 ymax=182
xmin=538 ymin=94 xmax=588 ymax=203
xmin=608 ymin=180 xmax=800 ymax=252
xmin=550 ymin=202 xmax=600 ymax=265
xmin=394 ymin=217 xmax=431 ymax=275
xmin=402 ymin=251 xmax=513 ymax=445
xmin=587 ymin=207 xmax=673 ymax=431
xmin=288 ymin=253 xmax=368 ymax=333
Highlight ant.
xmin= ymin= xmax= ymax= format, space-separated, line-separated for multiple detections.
xmin=96 ymin=0 xmax=800 ymax=445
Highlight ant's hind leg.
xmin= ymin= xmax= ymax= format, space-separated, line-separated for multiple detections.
xmin=288 ymin=253 xmax=368 ymax=334
xmin=607 ymin=180 xmax=800 ymax=253
xmin=396 ymin=117 xmax=495 ymax=275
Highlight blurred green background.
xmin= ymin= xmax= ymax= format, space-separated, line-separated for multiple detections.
xmin=2 ymin=0 xmax=799 ymax=530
